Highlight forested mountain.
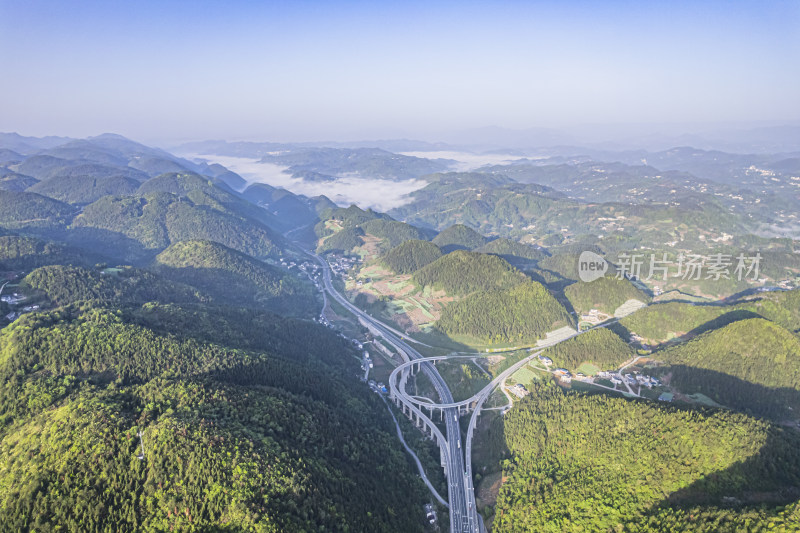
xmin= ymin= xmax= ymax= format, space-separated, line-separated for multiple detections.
xmin=15 ymin=156 xmax=149 ymax=183
xmin=242 ymin=183 xmax=319 ymax=230
xmin=389 ymin=170 xmax=750 ymax=252
xmin=360 ymin=218 xmax=429 ymax=250
xmin=314 ymin=204 xmax=428 ymax=254
xmin=474 ymin=238 xmax=548 ymax=264
xmin=658 ymin=318 xmax=800 ymax=418
xmin=412 ymin=250 xmax=529 ymax=296
xmin=0 ymin=190 xmax=75 ymax=232
xmin=619 ymin=289 xmax=800 ymax=345
xmin=435 ymin=281 xmax=571 ymax=344
xmin=431 ymin=224 xmax=488 ymax=253
xmin=29 ymin=174 xmax=140 ymax=204
xmin=23 ymin=265 xmax=205 ymax=307
xmin=0 ymin=235 xmax=97 ymax=271
xmin=318 ymin=226 xmax=365 ymax=254
xmin=71 ymin=192 xmax=283 ymax=261
xmin=381 ymin=239 xmax=443 ymax=274
xmin=153 ymin=240 xmax=315 ymax=316
xmin=136 ymin=171 xmax=285 ymax=230
xmin=0 ymin=172 xmax=38 ymax=192
xmin=541 ymin=327 xmax=634 ymax=371
xmin=565 ymin=276 xmax=650 ymax=315
xmin=0 ymin=302 xmax=427 ymax=532
xmin=493 ymin=383 xmax=800 ymax=532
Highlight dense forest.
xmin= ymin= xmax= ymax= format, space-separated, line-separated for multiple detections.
xmin=0 ymin=190 xmax=74 ymax=231
xmin=474 ymin=238 xmax=548 ymax=264
xmin=542 ymin=327 xmax=634 ymax=371
xmin=72 ymin=192 xmax=282 ymax=260
xmin=23 ymin=265 xmax=206 ymax=307
xmin=0 ymin=136 xmax=434 ymax=531
xmin=436 ymin=282 xmax=571 ymax=344
xmin=492 ymin=383 xmax=800 ymax=532
xmin=29 ymin=174 xmax=140 ymax=204
xmin=658 ymin=318 xmax=800 ymax=418
xmin=0 ymin=300 xmax=428 ymax=532
xmin=0 ymin=235 xmax=96 ymax=271
xmin=565 ymin=276 xmax=650 ymax=315
xmin=381 ymin=239 xmax=443 ymax=274
xmin=153 ymin=240 xmax=316 ymax=317
xmin=412 ymin=250 xmax=529 ymax=296
xmin=431 ymin=223 xmax=488 ymax=253
xmin=619 ymin=301 xmax=729 ymax=344
xmin=317 ymin=226 xmax=365 ymax=253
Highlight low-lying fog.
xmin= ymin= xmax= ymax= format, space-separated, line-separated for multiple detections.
xmin=185 ymin=150 xmax=534 ymax=211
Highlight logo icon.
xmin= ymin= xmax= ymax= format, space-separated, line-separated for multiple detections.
xmin=578 ymin=251 xmax=608 ymax=282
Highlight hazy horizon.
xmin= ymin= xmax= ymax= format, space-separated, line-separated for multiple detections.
xmin=2 ymin=1 xmax=799 ymax=147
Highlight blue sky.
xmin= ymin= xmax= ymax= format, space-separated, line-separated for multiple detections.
xmin=1 ymin=0 xmax=798 ymax=142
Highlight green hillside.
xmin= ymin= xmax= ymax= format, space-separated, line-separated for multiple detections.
xmin=565 ymin=276 xmax=650 ymax=315
xmin=436 ymin=281 xmax=571 ymax=344
xmin=619 ymin=302 xmax=729 ymax=343
xmin=542 ymin=327 xmax=634 ymax=371
xmin=138 ymin=172 xmax=284 ymax=231
xmin=474 ymin=238 xmax=548 ymax=264
xmin=431 ymin=224 xmax=488 ymax=253
xmin=0 ymin=172 xmax=38 ymax=192
xmin=318 ymin=226 xmax=365 ymax=254
xmin=381 ymin=239 xmax=443 ymax=274
xmin=412 ymin=250 xmax=528 ymax=296
xmin=28 ymin=175 xmax=140 ymax=204
xmin=0 ymin=236 xmax=95 ymax=270
xmin=658 ymin=318 xmax=800 ymax=418
xmin=153 ymin=240 xmax=315 ymax=316
xmin=0 ymin=303 xmax=427 ymax=532
xmin=492 ymin=383 xmax=800 ymax=532
xmin=243 ymin=183 xmax=318 ymax=230
xmin=71 ymin=192 xmax=282 ymax=260
xmin=360 ymin=218 xmax=428 ymax=250
xmin=0 ymin=190 xmax=74 ymax=231
xmin=23 ymin=265 xmax=205 ymax=307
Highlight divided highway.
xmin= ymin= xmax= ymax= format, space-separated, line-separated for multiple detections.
xmin=307 ymin=250 xmax=480 ymax=533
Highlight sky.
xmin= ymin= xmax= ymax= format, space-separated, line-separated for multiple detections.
xmin=1 ymin=0 xmax=799 ymax=144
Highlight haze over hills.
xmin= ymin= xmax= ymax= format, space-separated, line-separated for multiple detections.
xmin=2 ymin=0 xmax=800 ymax=530
xmin=1 ymin=129 xmax=800 ymax=532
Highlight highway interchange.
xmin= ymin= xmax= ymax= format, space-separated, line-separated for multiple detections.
xmin=303 ymin=248 xmax=640 ymax=533
xmin=307 ymin=249 xmax=480 ymax=533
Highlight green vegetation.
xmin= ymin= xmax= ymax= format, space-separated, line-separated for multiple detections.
xmin=543 ymin=327 xmax=634 ymax=371
xmin=314 ymin=205 xmax=427 ymax=253
xmin=0 ymin=235 xmax=95 ymax=270
xmin=23 ymin=265 xmax=204 ymax=307
xmin=381 ymin=239 xmax=443 ymax=274
xmin=0 ymin=303 xmax=427 ymax=532
xmin=493 ymin=382 xmax=800 ymax=532
xmin=28 ymin=175 xmax=140 ymax=204
xmin=319 ymin=204 xmax=388 ymax=230
xmin=431 ymin=223 xmax=487 ymax=253
xmin=0 ymin=190 xmax=74 ymax=231
xmin=659 ymin=318 xmax=800 ymax=418
xmin=72 ymin=192 xmax=282 ymax=260
xmin=474 ymin=238 xmax=548 ymax=264
xmin=318 ymin=226 xmax=364 ymax=253
xmin=0 ymin=172 xmax=38 ymax=192
xmin=360 ymin=218 xmax=428 ymax=250
xmin=619 ymin=302 xmax=729 ymax=343
xmin=436 ymin=282 xmax=571 ymax=344
xmin=153 ymin=240 xmax=315 ymax=316
xmin=412 ymin=250 xmax=529 ymax=296
xmin=565 ymin=276 xmax=650 ymax=315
